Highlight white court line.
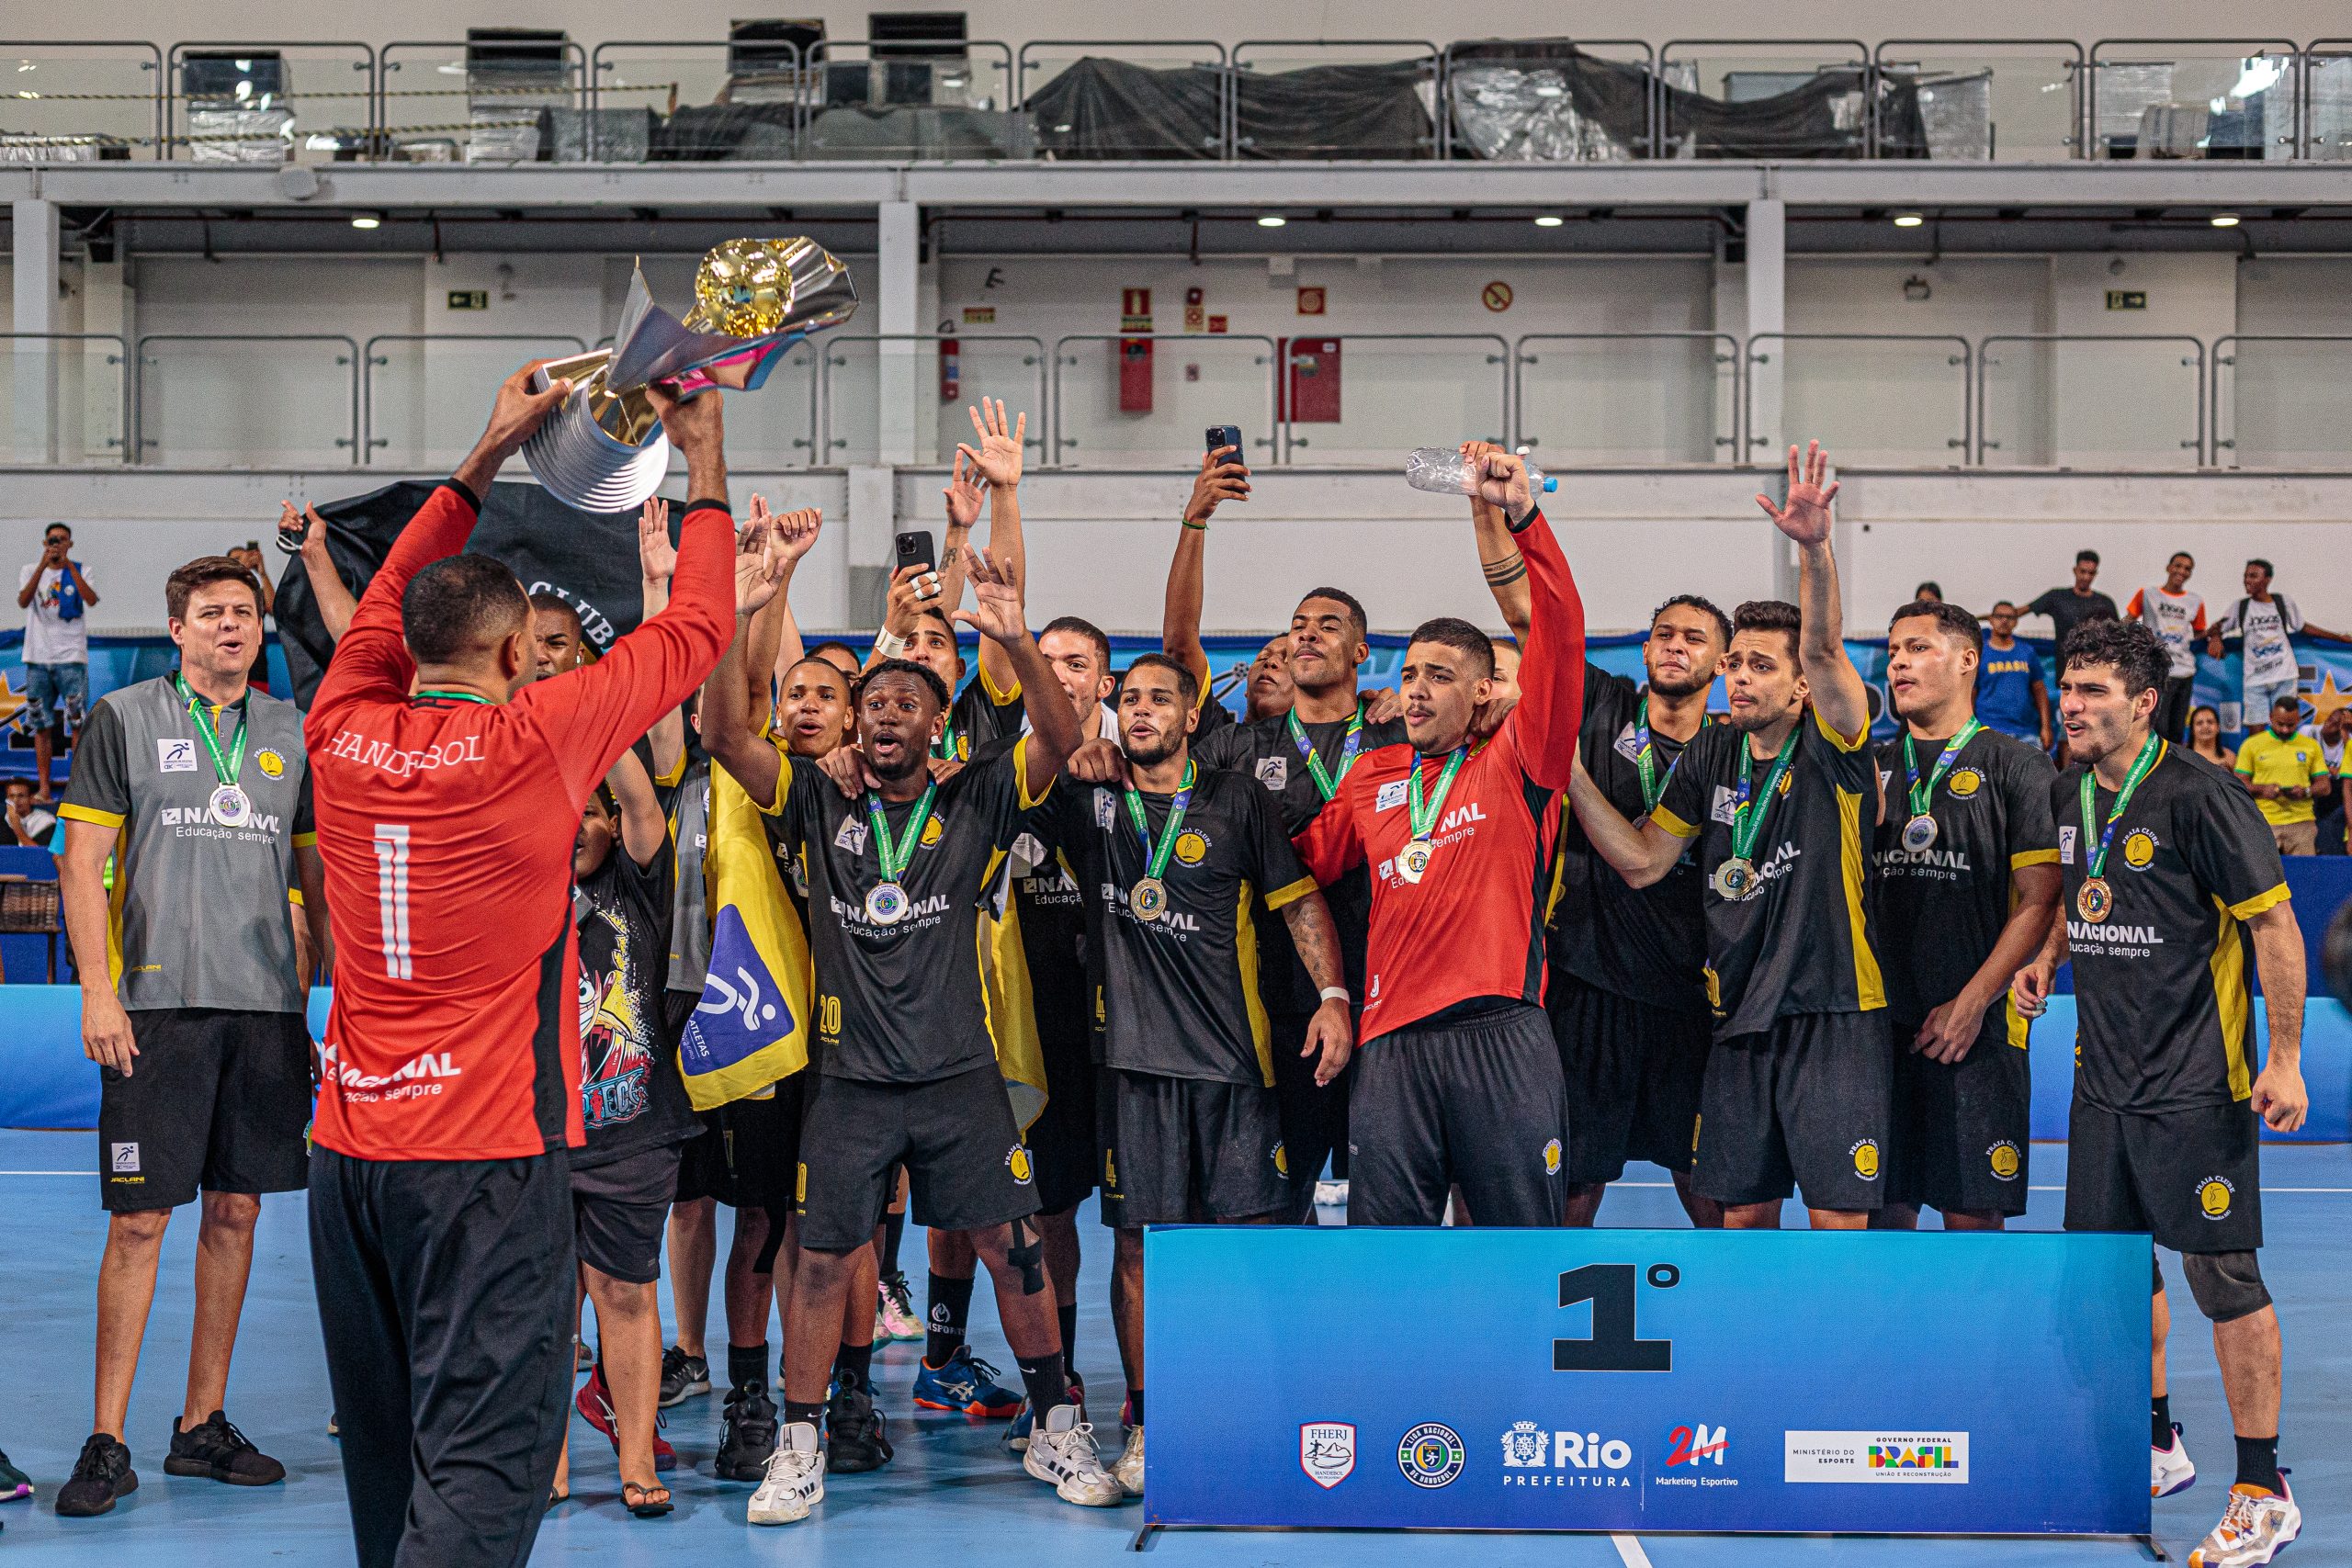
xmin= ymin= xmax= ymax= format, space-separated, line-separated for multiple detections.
xmin=1611 ymin=1533 xmax=1655 ymax=1568
xmin=0 ymin=1169 xmax=84 ymax=1176
xmin=1611 ymin=1180 xmax=2352 ymax=1194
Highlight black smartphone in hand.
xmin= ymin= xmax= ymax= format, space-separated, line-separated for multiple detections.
xmin=1205 ymin=425 xmax=1243 ymax=464
xmin=895 ymin=529 xmax=936 ymax=576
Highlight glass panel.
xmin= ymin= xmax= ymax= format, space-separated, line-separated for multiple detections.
xmin=1752 ymin=336 xmax=1969 ymax=465
xmin=378 ymin=41 xmax=582 ymax=165
xmin=0 ymin=44 xmax=161 ymax=162
xmin=800 ymin=40 xmax=1021 ymax=161
xmin=713 ymin=341 xmax=821 ymax=468
xmin=1871 ymin=45 xmax=2083 ymax=160
xmin=2309 ymin=49 xmax=2352 ymax=160
xmin=1657 ymin=43 xmax=1870 ymax=158
xmin=821 ymin=337 xmax=1046 ymax=466
xmin=1443 ymin=40 xmax=1656 ymax=162
xmin=586 ymin=44 xmax=742 ymax=162
xmin=1979 ymin=337 xmax=2203 ymax=468
xmin=366 ymin=336 xmax=588 ymax=468
xmin=1281 ymin=336 xmax=1508 ymax=466
xmin=0 ymin=338 xmax=128 ymax=463
xmin=1229 ymin=41 xmax=1439 ymax=160
xmin=2087 ymin=44 xmax=2294 ymax=161
xmin=1053 ymin=335 xmax=1277 ymax=467
xmin=169 ymin=45 xmax=374 ymax=165
xmin=2217 ymin=339 xmax=2352 ymax=468
xmin=140 ymin=337 xmax=356 ymax=467
xmin=1517 ymin=335 xmax=1736 ymax=464
xmin=1020 ymin=42 xmax=1227 ymax=160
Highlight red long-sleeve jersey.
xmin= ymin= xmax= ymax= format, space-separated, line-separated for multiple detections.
xmin=304 ymin=479 xmax=732 ymax=1162
xmin=1295 ymin=506 xmax=1583 ymax=1043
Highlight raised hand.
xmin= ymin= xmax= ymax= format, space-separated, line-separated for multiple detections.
xmin=1183 ymin=444 xmax=1250 ymax=525
xmin=733 ymin=518 xmax=786 ymax=615
xmin=953 ymin=547 xmax=1028 ymax=648
xmin=480 ymin=360 xmax=572 ymax=455
xmin=960 ymin=397 xmax=1025 ymax=491
xmin=1755 ymin=440 xmax=1839 ymax=546
xmin=638 ymin=496 xmax=675 ymax=583
xmin=647 ymin=380 xmax=724 ymax=458
xmin=942 ymin=446 xmax=984 ymax=530
xmin=1065 ymin=736 xmax=1124 ymax=784
xmin=1467 ymin=446 xmax=1533 ymax=520
xmin=881 ymin=561 xmax=942 ymax=637
xmin=773 ymin=507 xmax=822 ymax=570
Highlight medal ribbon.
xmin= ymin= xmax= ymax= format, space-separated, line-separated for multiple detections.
xmin=414 ymin=688 xmax=492 ymax=705
xmin=1407 ymin=747 xmax=1468 ymax=840
xmin=175 ymin=672 xmax=247 ymax=785
xmin=2078 ymin=733 xmax=2164 ymax=880
xmin=1634 ymin=709 xmax=1706 ymax=813
xmin=1728 ymin=727 xmax=1800 ymax=865
xmin=1902 ymin=718 xmax=1984 ymax=818
xmin=1122 ymin=761 xmax=1197 ymax=883
xmin=1286 ymin=705 xmax=1365 ymax=802
xmin=865 ymin=781 xmax=939 ymax=885
xmin=932 ymin=716 xmax=959 ymax=762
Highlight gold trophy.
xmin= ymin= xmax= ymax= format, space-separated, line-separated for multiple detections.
xmin=523 ymin=236 xmax=858 ymax=512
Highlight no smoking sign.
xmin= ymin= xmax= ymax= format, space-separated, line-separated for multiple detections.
xmin=1482 ymin=280 xmax=1514 ymax=312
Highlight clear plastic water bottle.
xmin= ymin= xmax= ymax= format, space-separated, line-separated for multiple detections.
xmin=1404 ymin=446 xmax=1556 ymax=496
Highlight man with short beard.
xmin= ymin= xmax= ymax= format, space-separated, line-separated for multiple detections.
xmin=1569 ymin=443 xmax=1890 ymax=1233
xmin=1048 ymin=652 xmax=1350 ymax=1495
xmin=1871 ymin=600 xmax=2060 ymax=1233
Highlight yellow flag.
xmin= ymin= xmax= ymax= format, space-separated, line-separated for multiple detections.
xmin=677 ymin=761 xmax=813 ymax=1110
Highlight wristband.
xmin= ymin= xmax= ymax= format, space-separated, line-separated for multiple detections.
xmin=1182 ymin=518 xmax=1207 ymax=531
xmin=1318 ymin=987 xmax=1350 ymax=1006
xmin=872 ymin=628 xmax=910 ymax=660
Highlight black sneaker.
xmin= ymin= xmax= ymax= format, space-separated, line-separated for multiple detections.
xmin=55 ymin=1435 xmax=136 ymax=1517
xmin=164 ymin=1411 xmax=286 ymax=1486
xmin=825 ymin=1381 xmax=893 ymax=1474
xmin=659 ymin=1346 xmax=711 ymax=1409
xmin=715 ymin=1381 xmax=778 ymax=1482
xmin=0 ymin=1445 xmax=30 ymax=1502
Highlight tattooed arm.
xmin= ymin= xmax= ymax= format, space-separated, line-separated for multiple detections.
xmin=1461 ymin=439 xmax=1532 ymax=644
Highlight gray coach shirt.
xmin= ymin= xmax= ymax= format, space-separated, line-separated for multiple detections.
xmin=61 ymin=674 xmax=313 ymax=1013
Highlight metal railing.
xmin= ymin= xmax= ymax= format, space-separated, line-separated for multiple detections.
xmin=2211 ymin=334 xmax=2352 ymax=467
xmin=360 ymin=333 xmax=588 ymax=465
xmin=1230 ymin=39 xmax=1442 ymax=159
xmin=1512 ymin=333 xmax=1739 ymax=462
xmin=133 ymin=333 xmax=359 ymax=466
xmin=1017 ymin=39 xmax=1230 ymax=159
xmin=1048 ymin=332 xmax=1277 ymax=466
xmin=2086 ymin=39 xmax=2299 ymax=161
xmin=1440 ymin=38 xmax=1657 ymax=160
xmin=1745 ymin=333 xmax=1972 ymax=465
xmin=0 ymin=333 xmax=131 ymax=463
xmin=1869 ymin=39 xmax=2086 ymax=160
xmin=817 ymin=333 xmax=1046 ymax=463
xmin=1976 ymin=333 xmax=2205 ymax=466
xmin=162 ymin=41 xmax=376 ymax=164
xmin=1656 ymin=39 xmax=1871 ymax=159
xmin=378 ymin=39 xmax=588 ymax=164
xmin=1276 ymin=333 xmax=1510 ymax=463
xmin=0 ymin=39 xmax=164 ymax=160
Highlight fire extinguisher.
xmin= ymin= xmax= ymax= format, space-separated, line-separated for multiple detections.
xmin=940 ymin=337 xmax=961 ymax=403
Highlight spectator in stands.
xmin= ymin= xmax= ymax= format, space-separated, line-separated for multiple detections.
xmin=2236 ymin=693 xmax=2333 ymax=856
xmin=2188 ymin=704 xmax=2237 ymax=773
xmin=5 ymin=777 xmax=58 ymax=851
xmin=2207 ymin=558 xmax=2352 ymax=729
xmin=2126 ymin=552 xmax=2204 ymax=742
xmin=1912 ymin=581 xmax=1942 ymax=604
xmin=2024 ymin=549 xmax=2116 ymax=651
xmin=2310 ymin=705 xmax=2349 ymax=854
xmin=17 ymin=524 xmax=98 ymax=804
xmin=1974 ymin=601 xmax=2052 ymax=750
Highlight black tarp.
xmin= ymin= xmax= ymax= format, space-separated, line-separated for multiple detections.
xmin=1025 ymin=57 xmax=1226 ymax=159
xmin=274 ymin=479 xmax=650 ymax=707
xmin=1023 ymin=56 xmax=1434 ymax=160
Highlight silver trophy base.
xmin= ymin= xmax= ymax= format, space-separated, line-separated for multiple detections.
xmin=520 ymin=382 xmax=673 ymax=513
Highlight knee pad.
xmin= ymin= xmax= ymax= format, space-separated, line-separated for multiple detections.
xmin=1006 ymin=1215 xmax=1046 ymax=1296
xmin=2182 ymin=1250 xmax=2271 ymax=1324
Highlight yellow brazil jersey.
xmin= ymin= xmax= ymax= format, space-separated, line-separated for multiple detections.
xmin=2234 ymin=729 xmax=2328 ymax=827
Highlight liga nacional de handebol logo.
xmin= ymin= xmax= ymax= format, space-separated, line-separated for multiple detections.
xmin=1300 ymin=1422 xmax=1356 ymax=1489
xmin=1398 ymin=1423 xmax=1466 ymax=1488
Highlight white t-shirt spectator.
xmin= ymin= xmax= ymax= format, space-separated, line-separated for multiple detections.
xmin=2215 ymin=594 xmax=2303 ymax=691
xmin=17 ymin=562 xmax=90 ymax=666
xmin=2126 ymin=585 xmax=2205 ymax=679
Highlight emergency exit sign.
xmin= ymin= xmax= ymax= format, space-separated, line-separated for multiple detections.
xmin=447 ymin=289 xmax=489 ymax=310
xmin=2104 ymin=290 xmax=2147 ymax=310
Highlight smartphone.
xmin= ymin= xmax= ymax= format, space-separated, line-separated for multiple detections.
xmin=1205 ymin=424 xmax=1244 ymax=463
xmin=894 ymin=529 xmax=936 ymax=576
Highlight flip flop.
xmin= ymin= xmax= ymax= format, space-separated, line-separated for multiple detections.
xmin=623 ymin=1481 xmax=673 ymax=1519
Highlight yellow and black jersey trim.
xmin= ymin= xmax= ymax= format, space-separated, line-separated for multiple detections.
xmin=751 ymin=736 xmax=794 ymax=817
xmin=2009 ymin=847 xmax=2059 ymax=870
xmin=2207 ymin=894 xmax=2256 ymax=1102
xmin=1012 ymin=734 xmax=1054 ymax=811
xmin=1834 ymin=780 xmax=1887 ymax=1012
xmin=1261 ymin=874 xmax=1317 ymax=912
xmin=58 ymin=803 xmax=125 ymax=829
xmin=978 ymin=658 xmax=1022 ymax=705
xmin=1813 ymin=704 xmax=1870 ymax=754
xmin=1235 ymin=879 xmax=1277 ymax=1088
xmin=2228 ymin=882 xmax=2290 ymax=921
xmin=1650 ymin=803 xmax=1700 ymax=840
xmin=292 ymin=829 xmax=319 ymax=849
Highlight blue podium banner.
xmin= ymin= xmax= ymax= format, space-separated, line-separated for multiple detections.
xmin=1145 ymin=1227 xmax=2149 ymax=1536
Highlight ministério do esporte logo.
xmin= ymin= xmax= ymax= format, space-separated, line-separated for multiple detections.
xmin=1498 ymin=1421 xmax=1634 ymax=1487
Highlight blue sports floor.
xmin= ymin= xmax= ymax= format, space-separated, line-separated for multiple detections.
xmin=2 ymin=1126 xmax=2347 ymax=1567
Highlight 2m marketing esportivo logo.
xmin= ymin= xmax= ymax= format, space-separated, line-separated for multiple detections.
xmin=1784 ymin=1431 xmax=1970 ymax=1483
xmin=1653 ymin=1422 xmax=1736 ymax=1489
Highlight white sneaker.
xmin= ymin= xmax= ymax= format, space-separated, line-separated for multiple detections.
xmin=1023 ymin=1404 xmax=1125 ymax=1506
xmin=1113 ymin=1424 xmax=1146 ymax=1497
xmin=2189 ymin=1477 xmax=2301 ymax=1568
xmin=747 ymin=1421 xmax=825 ymax=1526
xmin=2154 ymin=1424 xmax=2197 ymax=1498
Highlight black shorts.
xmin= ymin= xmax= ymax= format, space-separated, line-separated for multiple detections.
xmin=1268 ymin=1009 xmax=1353 ymax=1222
xmin=99 ymin=1008 xmax=312 ymax=1213
xmin=1886 ymin=1015 xmax=2031 ymax=1216
xmin=1696 ymin=1010 xmax=1893 ymax=1213
xmin=688 ymin=1076 xmax=807 ymax=1213
xmin=571 ymin=1143 xmax=684 ymax=1285
xmin=1547 ymin=974 xmax=1711 ymax=1182
xmin=1097 ymin=1068 xmax=1286 ymax=1228
xmin=1024 ymin=1018 xmax=1099 ymax=1217
xmin=1347 ymin=1001 xmax=1566 ymax=1228
xmin=2064 ymin=1097 xmax=2264 ymax=1254
xmin=797 ymin=1063 xmax=1038 ymax=1253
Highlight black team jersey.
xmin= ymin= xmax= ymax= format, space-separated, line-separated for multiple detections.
xmin=1000 ymin=820 xmax=1091 ymax=1055
xmin=1651 ymin=706 xmax=1887 ymax=1038
xmin=2054 ymin=743 xmax=2288 ymax=1114
xmin=1193 ymin=701 xmax=1406 ymax=1012
xmin=1546 ymin=663 xmax=1711 ymax=1015
xmin=758 ymin=736 xmax=1047 ymax=1083
xmin=940 ymin=663 xmax=1024 ymax=761
xmin=574 ymin=837 xmax=701 ymax=1165
xmin=1046 ymin=764 xmax=1317 ymax=1087
xmin=1871 ymin=727 xmax=2057 ymax=1034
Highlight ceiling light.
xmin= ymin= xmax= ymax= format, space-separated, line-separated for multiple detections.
xmin=349 ymin=213 xmax=381 ymax=230
xmin=2211 ymin=212 xmax=2240 ymax=228
xmin=1532 ymin=214 xmax=1565 ymax=228
xmin=1256 ymin=215 xmax=1286 ymax=228
xmin=1893 ymin=212 xmax=1925 ymax=228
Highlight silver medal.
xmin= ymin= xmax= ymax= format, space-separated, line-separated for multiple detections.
xmin=210 ymin=784 xmax=252 ymax=828
xmin=1901 ymin=814 xmax=1939 ymax=853
xmin=865 ymin=880 xmax=910 ymax=926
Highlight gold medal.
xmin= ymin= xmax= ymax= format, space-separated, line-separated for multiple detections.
xmin=2076 ymin=877 xmax=2113 ymax=924
xmin=1900 ymin=814 xmax=1939 ymax=853
xmin=1711 ymin=856 xmax=1758 ymax=901
xmin=1396 ymin=838 xmax=1433 ymax=885
xmin=1129 ymin=876 xmax=1169 ymax=922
